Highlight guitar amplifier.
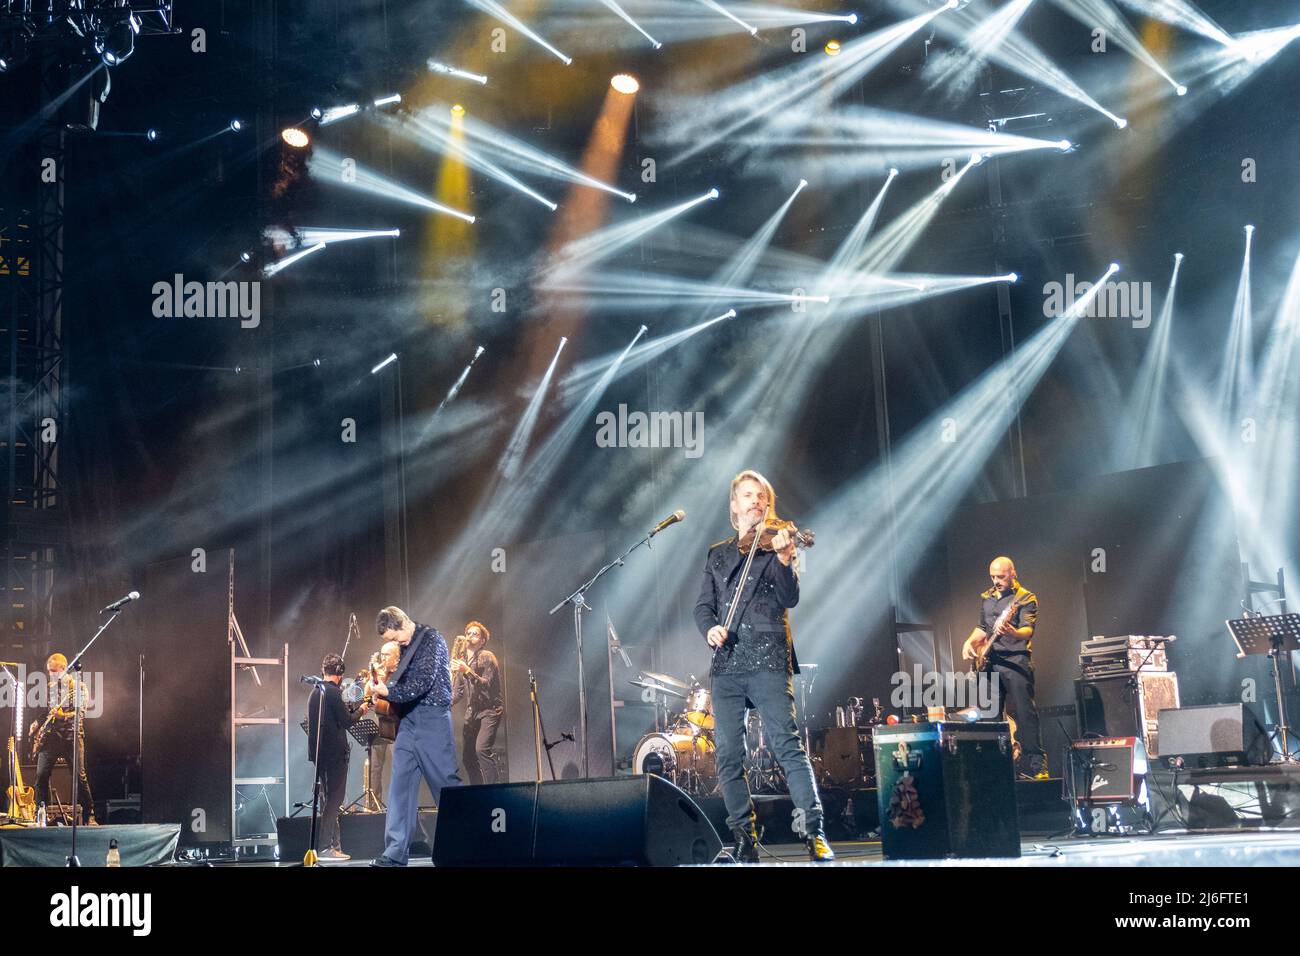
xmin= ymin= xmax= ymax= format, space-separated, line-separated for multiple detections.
xmin=1067 ymin=737 xmax=1148 ymax=803
xmin=872 ymin=722 xmax=1020 ymax=860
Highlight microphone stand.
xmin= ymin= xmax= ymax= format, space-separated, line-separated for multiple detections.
xmin=548 ymin=526 xmax=668 ymax=778
xmin=65 ymin=605 xmax=129 ymax=867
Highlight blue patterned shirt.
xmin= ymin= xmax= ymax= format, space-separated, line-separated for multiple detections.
xmin=385 ymin=624 xmax=453 ymax=711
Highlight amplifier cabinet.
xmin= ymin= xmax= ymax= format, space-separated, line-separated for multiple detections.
xmin=872 ymin=722 xmax=1020 ymax=860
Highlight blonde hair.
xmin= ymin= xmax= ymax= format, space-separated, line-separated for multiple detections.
xmin=729 ymin=469 xmax=777 ymax=531
xmin=47 ymin=652 xmax=68 ymax=670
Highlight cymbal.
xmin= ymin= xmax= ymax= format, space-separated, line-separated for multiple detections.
xmin=628 ymin=679 xmax=685 ymax=699
xmin=640 ymin=670 xmax=690 ymax=690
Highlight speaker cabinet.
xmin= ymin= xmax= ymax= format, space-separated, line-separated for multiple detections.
xmin=1157 ymin=704 xmax=1270 ymax=767
xmin=432 ymin=775 xmax=722 ymax=866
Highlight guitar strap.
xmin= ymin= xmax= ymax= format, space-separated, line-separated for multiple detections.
xmin=388 ymin=625 xmax=428 ymax=686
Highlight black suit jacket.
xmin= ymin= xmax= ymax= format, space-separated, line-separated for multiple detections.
xmin=306 ymin=681 xmax=363 ymax=764
xmin=694 ymin=537 xmax=801 ymax=675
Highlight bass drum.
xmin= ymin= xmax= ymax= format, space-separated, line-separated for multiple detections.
xmin=632 ymin=732 xmax=717 ymax=783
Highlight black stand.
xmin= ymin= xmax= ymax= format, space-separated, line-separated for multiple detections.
xmin=1226 ymin=612 xmax=1300 ymax=763
xmin=342 ymin=717 xmax=386 ymax=813
xmin=548 ymin=522 xmax=676 ymax=777
xmin=303 ymin=680 xmax=328 ymax=866
xmin=64 ymin=606 xmax=128 ymax=866
xmin=528 ymin=670 xmax=557 ymax=782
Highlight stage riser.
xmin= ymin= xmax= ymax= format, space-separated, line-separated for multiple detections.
xmin=0 ymin=824 xmax=180 ymax=867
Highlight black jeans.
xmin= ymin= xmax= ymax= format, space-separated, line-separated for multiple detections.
xmin=35 ymin=733 xmax=94 ymax=822
xmin=461 ymin=709 xmax=502 ymax=785
xmin=992 ymin=660 xmax=1046 ymax=771
xmin=713 ymin=670 xmax=822 ymax=836
xmin=315 ymin=752 xmax=349 ymax=850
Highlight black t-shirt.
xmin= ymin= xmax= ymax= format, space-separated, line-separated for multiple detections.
xmin=977 ymin=584 xmax=1039 ymax=656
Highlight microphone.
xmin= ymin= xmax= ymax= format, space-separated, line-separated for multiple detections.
xmin=101 ymin=591 xmax=140 ymax=613
xmin=648 ymin=509 xmax=685 ymax=537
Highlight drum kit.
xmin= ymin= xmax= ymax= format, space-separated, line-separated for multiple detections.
xmin=628 ymin=671 xmax=717 ymax=796
xmin=627 ymin=670 xmax=789 ymax=797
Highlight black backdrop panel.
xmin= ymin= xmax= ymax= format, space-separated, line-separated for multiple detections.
xmin=141 ymin=553 xmax=232 ymax=844
xmin=945 ymin=460 xmax=1243 ymax=713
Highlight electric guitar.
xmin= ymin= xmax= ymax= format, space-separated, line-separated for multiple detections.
xmin=31 ymin=679 xmax=76 ymax=757
xmin=971 ymin=592 xmax=1030 ymax=674
xmin=6 ymin=735 xmax=36 ymax=822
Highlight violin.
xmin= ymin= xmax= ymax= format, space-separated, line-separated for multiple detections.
xmin=738 ymin=518 xmax=815 ymax=555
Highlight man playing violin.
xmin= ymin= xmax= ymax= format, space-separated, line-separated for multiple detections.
xmin=694 ymin=469 xmax=833 ymax=862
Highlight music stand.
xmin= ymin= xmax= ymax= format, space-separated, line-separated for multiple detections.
xmin=1226 ymin=612 xmax=1300 ymax=763
xmin=343 ymin=717 xmax=386 ymax=813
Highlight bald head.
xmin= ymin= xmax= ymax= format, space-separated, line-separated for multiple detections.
xmin=988 ymin=557 xmax=1017 ymax=593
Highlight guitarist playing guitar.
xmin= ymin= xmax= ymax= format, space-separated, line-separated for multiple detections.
xmin=962 ymin=557 xmax=1049 ymax=780
xmin=30 ymin=652 xmax=97 ymax=824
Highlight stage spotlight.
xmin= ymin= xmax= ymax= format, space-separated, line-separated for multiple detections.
xmin=230 ymin=118 xmax=244 ymax=132
xmin=240 ymin=251 xmax=252 ymax=263
xmin=1245 ymin=224 xmax=1255 ymax=234
xmin=797 ymin=178 xmax=808 ymax=189
xmin=1109 ymin=262 xmax=1120 ymax=272
xmin=1057 ymin=139 xmax=1072 ymax=151
xmin=848 ymin=13 xmax=858 ymax=24
xmin=427 ymin=60 xmax=489 ymax=84
xmin=708 ymin=188 xmax=720 ymax=199
xmin=1176 ymin=84 xmax=1188 ymax=96
xmin=889 ymin=167 xmax=899 ymax=177
xmin=310 ymin=107 xmax=323 ymax=121
xmin=373 ymin=93 xmax=402 ymax=107
xmin=451 ymin=103 xmax=466 ymax=117
xmin=146 ymin=128 xmax=159 ymax=142
xmin=1115 ymin=117 xmax=1128 ymax=129
xmin=97 ymin=11 xmax=140 ymax=66
xmin=825 ymin=40 xmax=842 ymax=56
xmin=0 ymin=59 xmax=8 ymax=73
xmin=371 ymin=353 xmax=398 ymax=375
xmin=610 ymin=73 xmax=639 ymax=94
xmin=475 ymin=345 xmax=486 ymax=358
xmin=1005 ymin=272 xmax=1019 ymax=283
xmin=281 ymin=127 xmax=309 ymax=148
xmin=724 ymin=309 xmax=738 ymax=319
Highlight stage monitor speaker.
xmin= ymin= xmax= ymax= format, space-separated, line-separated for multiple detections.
xmin=1156 ymin=704 xmax=1270 ymax=768
xmin=1076 ymin=676 xmax=1141 ymax=738
xmin=433 ymin=775 xmax=722 ymax=866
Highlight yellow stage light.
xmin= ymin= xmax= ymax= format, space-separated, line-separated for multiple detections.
xmin=610 ymin=74 xmax=640 ymax=94
xmin=281 ymin=127 xmax=310 ymax=148
xmin=451 ymin=103 xmax=466 ymax=116
xmin=824 ymin=40 xmax=842 ymax=56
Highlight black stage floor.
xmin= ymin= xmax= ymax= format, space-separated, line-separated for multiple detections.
xmin=209 ymin=827 xmax=1300 ymax=868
